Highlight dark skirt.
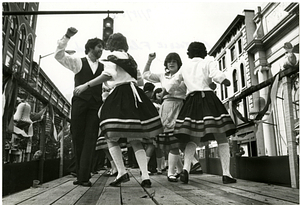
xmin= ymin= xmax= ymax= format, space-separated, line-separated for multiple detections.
xmin=99 ymin=83 xmax=163 ymax=142
xmin=156 ymin=98 xmax=183 ymax=150
xmin=174 ymin=91 xmax=236 ymax=143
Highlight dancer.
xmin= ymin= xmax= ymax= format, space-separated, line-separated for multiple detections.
xmin=164 ymin=42 xmax=237 ymax=184
xmin=74 ymin=33 xmax=163 ymax=188
xmin=143 ymin=52 xmax=185 ymax=182
xmin=144 ymin=87 xmax=164 ymax=174
xmin=55 ymin=27 xmax=104 ymax=187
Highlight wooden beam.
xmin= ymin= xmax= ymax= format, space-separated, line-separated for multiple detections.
xmin=3 ymin=10 xmax=124 ymax=15
xmin=230 ymin=66 xmax=298 ymax=102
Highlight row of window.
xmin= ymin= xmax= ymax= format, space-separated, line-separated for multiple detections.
xmin=220 ymin=63 xmax=246 ymax=101
xmin=219 ymin=39 xmax=243 ymax=71
xmin=218 ymin=38 xmax=245 ymax=101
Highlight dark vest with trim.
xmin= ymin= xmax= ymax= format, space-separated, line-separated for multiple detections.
xmin=74 ymin=57 xmax=103 ymax=102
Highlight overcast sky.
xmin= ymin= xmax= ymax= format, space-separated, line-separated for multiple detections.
xmin=33 ymin=1 xmax=263 ymax=102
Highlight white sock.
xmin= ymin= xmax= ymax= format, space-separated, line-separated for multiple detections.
xmin=176 ymin=156 xmax=183 ymax=174
xmin=109 ymin=146 xmax=127 ymax=178
xmin=168 ymin=153 xmax=178 ymax=176
xmin=165 ymin=160 xmax=168 ymax=168
xmin=156 ymin=158 xmax=162 ymax=171
xmin=161 ymin=157 xmax=165 ymax=168
xmin=110 ymin=160 xmax=117 ymax=173
xmin=183 ymin=142 xmax=197 ymax=172
xmin=135 ymin=149 xmax=149 ymax=181
xmin=192 ymin=156 xmax=198 ymax=165
xmin=218 ymin=143 xmax=232 ymax=177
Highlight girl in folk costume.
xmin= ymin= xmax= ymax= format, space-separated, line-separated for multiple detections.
xmin=143 ymin=52 xmax=185 ymax=182
xmin=74 ymin=33 xmax=163 ymax=188
xmin=164 ymin=42 xmax=237 ymax=184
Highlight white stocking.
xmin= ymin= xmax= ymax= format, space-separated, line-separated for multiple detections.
xmin=183 ymin=142 xmax=197 ymax=172
xmin=218 ymin=143 xmax=232 ymax=177
xmin=109 ymin=146 xmax=126 ymax=178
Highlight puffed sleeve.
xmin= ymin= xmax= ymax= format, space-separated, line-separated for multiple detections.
xmin=102 ymin=61 xmax=117 ymax=78
xmin=143 ymin=71 xmax=162 ymax=83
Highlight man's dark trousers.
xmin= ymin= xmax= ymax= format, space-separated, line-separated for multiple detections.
xmin=71 ymin=96 xmax=101 ymax=182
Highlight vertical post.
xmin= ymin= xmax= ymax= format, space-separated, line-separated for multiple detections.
xmin=59 ymin=130 xmax=64 ymax=178
xmin=39 ymin=113 xmax=46 ymax=183
xmin=282 ymin=76 xmax=299 ymax=188
xmin=205 ymin=143 xmax=210 ymax=174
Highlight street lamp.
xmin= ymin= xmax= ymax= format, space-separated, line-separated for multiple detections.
xmin=35 ymin=50 xmax=76 ymax=90
xmin=34 ymin=50 xmax=75 ymax=183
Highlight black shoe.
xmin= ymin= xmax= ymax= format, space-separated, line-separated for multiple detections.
xmin=73 ymin=180 xmax=92 ymax=187
xmin=110 ymin=172 xmax=118 ymax=177
xmin=92 ymin=171 xmax=99 ymax=174
xmin=190 ymin=162 xmax=201 ymax=174
xmin=109 ymin=173 xmax=130 ymax=187
xmin=174 ymin=172 xmax=180 ymax=179
xmin=70 ymin=172 xmax=77 ymax=177
xmin=104 ymin=171 xmax=118 ymax=177
xmin=222 ymin=176 xmax=237 ymax=184
xmin=81 ymin=181 xmax=92 ymax=187
xmin=180 ymin=169 xmax=189 ymax=184
xmin=141 ymin=179 xmax=152 ymax=188
xmin=167 ymin=175 xmax=178 ymax=182
xmin=73 ymin=180 xmax=80 ymax=185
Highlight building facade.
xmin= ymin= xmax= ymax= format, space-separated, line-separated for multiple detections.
xmin=207 ymin=2 xmax=298 ymax=187
xmin=2 ymin=3 xmax=72 ymax=163
xmin=208 ymin=2 xmax=299 ymax=158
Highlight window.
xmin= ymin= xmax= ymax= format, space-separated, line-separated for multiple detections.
xmin=219 ymin=56 xmax=226 ymax=71
xmin=233 ymin=69 xmax=238 ymax=92
xmin=238 ymin=39 xmax=242 ymax=54
xmin=240 ymin=64 xmax=246 ymax=87
xmin=18 ymin=26 xmax=26 ymax=52
xmin=9 ymin=16 xmax=17 ymax=41
xmin=230 ymin=45 xmax=237 ymax=61
xmin=5 ymin=52 xmax=13 ymax=67
xmin=26 ymin=36 xmax=33 ymax=58
xmin=222 ymin=56 xmax=226 ymax=70
xmin=22 ymin=67 xmax=29 ymax=80
xmin=220 ymin=85 xmax=224 ymax=100
xmin=221 ymin=84 xmax=228 ymax=100
xmin=224 ymin=85 xmax=228 ymax=99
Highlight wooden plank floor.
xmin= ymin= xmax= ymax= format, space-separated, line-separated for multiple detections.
xmin=3 ymin=168 xmax=299 ymax=205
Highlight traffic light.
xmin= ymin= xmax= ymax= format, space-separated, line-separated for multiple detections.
xmin=103 ymin=16 xmax=114 ymax=43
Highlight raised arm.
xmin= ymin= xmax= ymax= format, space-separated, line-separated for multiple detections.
xmin=143 ymin=53 xmax=156 ymax=74
xmin=54 ymin=27 xmax=81 ymax=73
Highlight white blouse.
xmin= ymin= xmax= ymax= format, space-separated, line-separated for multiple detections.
xmin=165 ymin=56 xmax=226 ymax=95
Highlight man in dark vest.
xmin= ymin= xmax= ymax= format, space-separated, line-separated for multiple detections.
xmin=55 ymin=27 xmax=104 ymax=186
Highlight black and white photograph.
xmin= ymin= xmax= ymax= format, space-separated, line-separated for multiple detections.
xmin=2 ymin=1 xmax=299 ymax=204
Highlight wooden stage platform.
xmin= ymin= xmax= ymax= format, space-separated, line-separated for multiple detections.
xmin=3 ymin=168 xmax=299 ymax=205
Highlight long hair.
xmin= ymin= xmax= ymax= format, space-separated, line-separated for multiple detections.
xmin=84 ymin=38 xmax=104 ymax=54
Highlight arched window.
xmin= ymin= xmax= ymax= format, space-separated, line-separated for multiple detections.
xmin=26 ymin=35 xmax=33 ymax=58
xmin=2 ymin=3 xmax=9 ymax=31
xmin=18 ymin=26 xmax=26 ymax=52
xmin=240 ymin=63 xmax=246 ymax=87
xmin=9 ymin=16 xmax=18 ymax=41
xmin=233 ymin=69 xmax=238 ymax=92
